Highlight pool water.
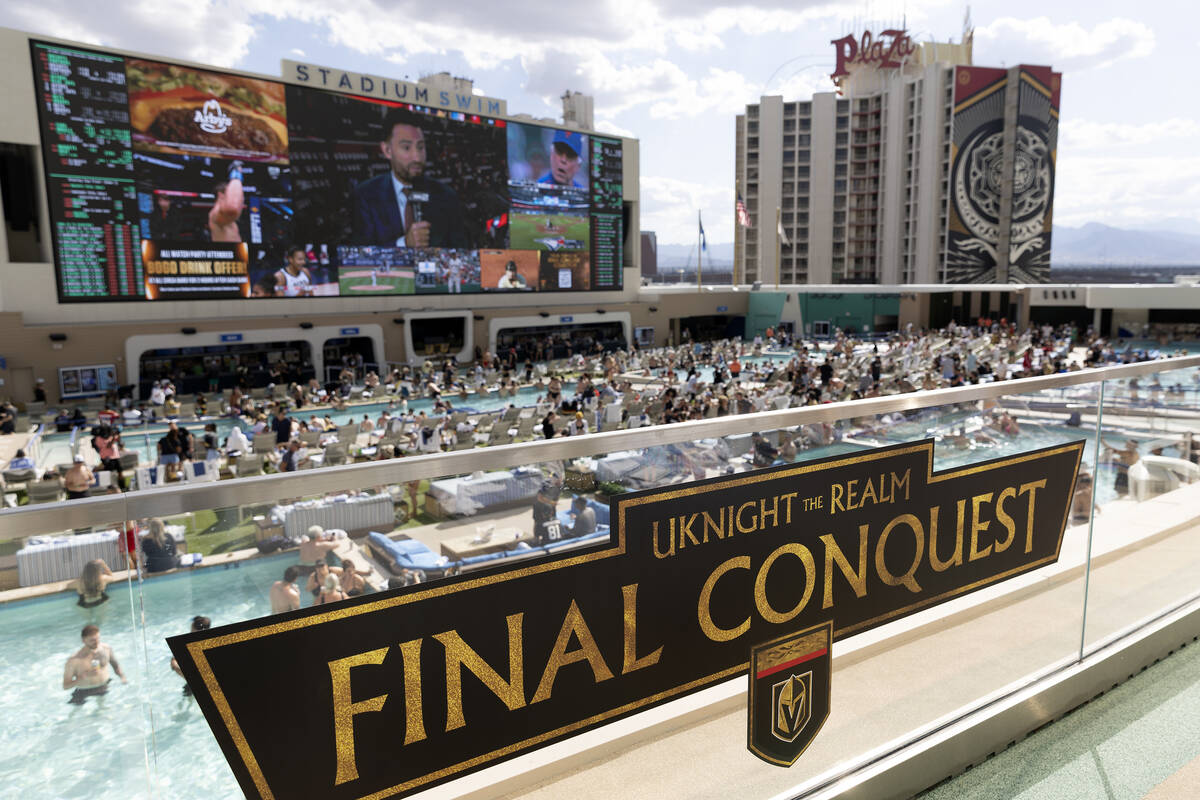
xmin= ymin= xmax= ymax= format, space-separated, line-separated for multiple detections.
xmin=0 ymin=553 xmax=315 ymax=798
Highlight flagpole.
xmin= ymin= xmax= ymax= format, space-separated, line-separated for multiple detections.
xmin=697 ymin=210 xmax=703 ymax=292
xmin=734 ymin=181 xmax=741 ymax=287
xmin=775 ymin=205 xmax=782 ymax=290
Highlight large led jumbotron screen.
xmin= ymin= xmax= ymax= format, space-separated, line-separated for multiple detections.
xmin=30 ymin=40 xmax=624 ymax=302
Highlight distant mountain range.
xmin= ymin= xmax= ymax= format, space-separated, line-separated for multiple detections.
xmin=655 ymin=242 xmax=734 ymax=269
xmin=1048 ymin=223 xmax=1200 ymax=265
xmin=652 ymin=223 xmax=1200 ymax=268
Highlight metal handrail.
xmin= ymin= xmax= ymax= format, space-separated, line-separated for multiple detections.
xmin=2 ymin=355 xmax=1197 ymax=540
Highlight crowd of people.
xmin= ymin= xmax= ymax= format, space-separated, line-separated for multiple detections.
xmin=19 ymin=318 xmax=1199 ymax=715
xmin=7 ymin=319 xmax=1199 ymax=501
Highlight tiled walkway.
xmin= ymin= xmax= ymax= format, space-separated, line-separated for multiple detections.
xmin=921 ymin=635 xmax=1200 ymax=800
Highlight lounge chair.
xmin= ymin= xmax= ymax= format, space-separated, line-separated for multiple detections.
xmin=253 ymin=433 xmax=278 ymax=454
xmin=2 ymin=467 xmax=36 ymax=492
xmin=28 ymin=479 xmax=63 ymax=504
xmin=236 ymin=454 xmax=265 ymax=476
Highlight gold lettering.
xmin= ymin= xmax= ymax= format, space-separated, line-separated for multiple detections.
xmin=781 ymin=491 xmax=797 ymax=523
xmin=701 ymin=508 xmax=726 ymax=542
xmin=969 ymin=492 xmax=994 ymax=561
xmin=759 ymin=495 xmax=779 ymax=529
xmin=533 ymin=600 xmax=614 ymax=703
xmin=755 ymin=543 xmax=815 ymax=624
xmin=928 ymin=504 xmax=961 ymax=572
xmin=994 ymin=487 xmax=1017 ymax=553
xmin=893 ymin=469 xmax=911 ymax=501
xmin=698 ymin=556 xmax=751 ymax=642
xmin=434 ymin=614 xmax=525 ymax=731
xmin=398 ymin=638 xmax=425 ymax=744
xmin=830 ymin=483 xmax=845 ymax=514
xmin=652 ymin=519 xmax=674 ymax=559
xmin=860 ymin=475 xmax=879 ymax=506
xmin=821 ymin=526 xmax=868 ymax=609
xmin=622 ymin=584 xmax=663 ymax=674
xmin=845 ymin=479 xmax=860 ymax=510
xmin=735 ymin=502 xmax=757 ymax=534
xmin=1019 ymin=479 xmax=1048 ymax=553
xmin=875 ymin=513 xmax=924 ymax=592
xmin=329 ymin=647 xmax=389 ymax=785
xmin=678 ymin=513 xmax=700 ymax=549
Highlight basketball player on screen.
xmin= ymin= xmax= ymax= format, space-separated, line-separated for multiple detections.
xmin=274 ymin=246 xmax=315 ymax=297
xmin=209 ymin=160 xmax=245 ymax=242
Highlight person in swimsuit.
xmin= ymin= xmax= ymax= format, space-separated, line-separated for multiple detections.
xmin=269 ymin=566 xmax=301 ymax=613
xmin=1072 ymin=473 xmax=1096 ymax=525
xmin=72 ymin=559 xmax=117 ymax=608
xmin=316 ymin=574 xmax=347 ymax=605
xmin=297 ymin=526 xmax=341 ymax=575
xmin=306 ymin=559 xmax=343 ymax=599
xmin=170 ymin=616 xmax=211 ymax=697
xmin=339 ymin=559 xmax=370 ymax=597
xmin=64 ymin=624 xmax=126 ymax=704
xmin=1104 ymin=439 xmax=1140 ymax=497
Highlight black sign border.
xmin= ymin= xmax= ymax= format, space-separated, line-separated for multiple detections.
xmin=171 ymin=437 xmax=1083 ymax=799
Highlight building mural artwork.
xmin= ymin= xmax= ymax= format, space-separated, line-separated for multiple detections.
xmin=947 ymin=66 xmax=1061 ymax=283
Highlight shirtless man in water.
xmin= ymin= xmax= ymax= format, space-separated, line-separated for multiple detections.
xmin=63 ymin=624 xmax=126 ymax=704
xmin=297 ymin=525 xmax=345 ymax=574
xmin=269 ymin=566 xmax=301 ymax=613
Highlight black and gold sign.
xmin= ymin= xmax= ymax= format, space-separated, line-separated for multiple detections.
xmin=749 ymin=622 xmax=832 ymax=765
xmin=169 ymin=439 xmax=1082 ymax=800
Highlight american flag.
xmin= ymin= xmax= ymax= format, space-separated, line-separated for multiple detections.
xmin=736 ymin=192 xmax=752 ymax=228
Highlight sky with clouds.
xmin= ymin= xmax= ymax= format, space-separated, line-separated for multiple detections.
xmin=3 ymin=0 xmax=1195 ymax=244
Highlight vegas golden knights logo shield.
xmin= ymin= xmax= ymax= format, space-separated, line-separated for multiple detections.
xmin=748 ymin=621 xmax=832 ymax=766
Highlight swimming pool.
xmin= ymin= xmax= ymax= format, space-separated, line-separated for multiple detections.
xmin=0 ymin=552 xmax=313 ymax=798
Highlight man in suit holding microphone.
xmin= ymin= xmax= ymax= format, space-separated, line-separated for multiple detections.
xmin=352 ymin=108 xmax=469 ymax=248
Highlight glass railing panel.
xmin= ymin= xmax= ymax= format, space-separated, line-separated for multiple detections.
xmin=117 ymin=386 xmax=1098 ymax=799
xmin=1082 ymin=363 xmax=1200 ymax=654
xmin=8 ymin=359 xmax=1197 ymax=800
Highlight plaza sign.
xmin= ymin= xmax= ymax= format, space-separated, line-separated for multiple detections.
xmin=831 ymin=29 xmax=918 ymax=81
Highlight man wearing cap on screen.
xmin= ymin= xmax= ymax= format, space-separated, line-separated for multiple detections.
xmin=496 ymin=260 xmax=528 ymax=290
xmin=539 ymin=130 xmax=585 ymax=188
xmin=352 ymin=108 xmax=468 ymax=248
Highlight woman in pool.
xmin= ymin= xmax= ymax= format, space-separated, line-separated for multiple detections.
xmin=339 ymin=559 xmax=370 ymax=597
xmin=306 ymin=559 xmax=342 ymax=599
xmin=316 ymin=574 xmax=347 ymax=605
xmin=72 ymin=559 xmax=118 ymax=608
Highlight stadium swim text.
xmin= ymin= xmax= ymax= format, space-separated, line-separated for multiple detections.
xmin=286 ymin=60 xmax=505 ymax=116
